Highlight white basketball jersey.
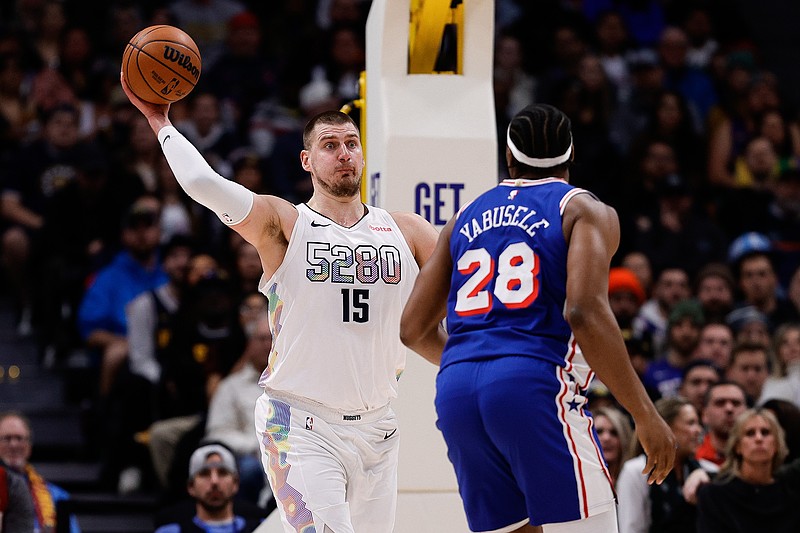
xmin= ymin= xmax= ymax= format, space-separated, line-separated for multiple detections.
xmin=258 ymin=203 xmax=419 ymax=412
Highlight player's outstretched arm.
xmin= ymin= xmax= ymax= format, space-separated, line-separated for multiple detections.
xmin=399 ymin=217 xmax=454 ymax=366
xmin=120 ymin=73 xmax=295 ymax=268
xmin=563 ymin=194 xmax=676 ymax=485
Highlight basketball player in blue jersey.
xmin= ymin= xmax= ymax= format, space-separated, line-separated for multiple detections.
xmin=121 ymin=74 xmax=439 ymax=533
xmin=400 ymin=103 xmax=676 ymax=533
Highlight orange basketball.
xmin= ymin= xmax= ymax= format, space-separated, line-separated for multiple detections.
xmin=122 ymin=25 xmax=201 ymax=104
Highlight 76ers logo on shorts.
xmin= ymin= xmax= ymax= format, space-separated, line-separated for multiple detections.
xmin=305 ymin=416 xmax=313 ymax=430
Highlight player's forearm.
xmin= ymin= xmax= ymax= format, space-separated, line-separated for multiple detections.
xmin=157 ymin=126 xmax=253 ymax=225
xmin=401 ymin=324 xmax=445 ymax=366
xmin=568 ymin=303 xmax=656 ymax=420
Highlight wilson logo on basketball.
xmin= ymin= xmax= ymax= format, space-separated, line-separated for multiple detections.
xmin=162 ymin=46 xmax=200 ymax=80
xmin=369 ymin=225 xmax=392 ymax=232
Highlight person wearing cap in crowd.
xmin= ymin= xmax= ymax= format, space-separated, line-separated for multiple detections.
xmin=154 ymin=443 xmax=266 ymax=533
xmin=609 ymin=266 xmax=647 ymax=334
xmin=401 ymin=103 xmax=675 ymax=533
xmin=642 ymin=298 xmax=705 ymax=399
xmin=725 ymin=305 xmax=772 ymax=347
xmin=728 ymin=231 xmax=799 ymax=332
xmin=693 ymin=262 xmax=736 ymax=324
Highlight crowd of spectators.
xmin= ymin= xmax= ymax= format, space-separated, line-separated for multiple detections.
xmin=4 ymin=0 xmax=800 ymax=529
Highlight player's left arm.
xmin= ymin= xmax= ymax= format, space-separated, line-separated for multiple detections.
xmin=399 ymin=217 xmax=453 ymax=366
xmin=564 ymin=194 xmax=676 ymax=485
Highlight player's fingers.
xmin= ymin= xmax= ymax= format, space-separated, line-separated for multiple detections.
xmin=642 ymin=444 xmax=676 ymax=485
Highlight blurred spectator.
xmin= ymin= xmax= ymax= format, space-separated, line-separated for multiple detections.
xmin=204 ymin=314 xmax=271 ymax=505
xmin=696 ymin=408 xmax=800 ymax=532
xmin=681 ymin=7 xmax=718 ymax=70
xmin=0 ymin=411 xmax=80 ymax=533
xmin=0 ymin=103 xmax=100 ymax=337
xmin=202 ymin=9 xmax=279 ymax=136
xmin=726 ymin=342 xmax=771 ymax=406
xmin=725 ymin=305 xmax=772 ymax=347
xmin=228 ymin=236 xmax=262 ymax=298
xmin=593 ymin=405 xmax=634 ymax=487
xmin=38 ymin=144 xmax=131 ymax=365
xmin=759 ymin=323 xmax=800 ymax=406
xmin=582 ymin=0 xmax=666 ymax=49
xmin=493 ymin=31 xmax=536 ymax=174
xmin=696 ymin=381 xmax=747 ymax=467
xmin=694 ymin=322 xmax=735 ymax=372
xmin=558 ymin=52 xmax=624 ymax=203
xmin=631 ymin=173 xmax=727 ymax=278
xmin=621 ymin=250 xmax=653 ymax=296
xmin=608 ymin=266 xmax=646 ymax=333
xmin=694 ymin=263 xmax=736 ymax=324
xmin=148 ymin=275 xmax=245 ymax=503
xmin=656 ymin=26 xmax=717 ymax=134
xmin=629 ymin=89 xmax=705 ymax=183
xmin=593 ymin=10 xmax=633 ymax=105
xmin=0 ymin=51 xmax=36 ymax=151
xmin=154 ymin=443 xmax=266 ymax=533
xmin=77 ymin=195 xmax=167 ymax=397
xmin=174 ymin=91 xmax=240 ymax=177
xmin=761 ymin=398 xmax=800 ymax=464
xmin=168 ymin=0 xmax=246 ymax=70
xmin=617 ymin=396 xmax=707 ymax=533
xmin=729 ymin=234 xmax=798 ymax=330
xmin=0 ymin=461 xmax=35 ymax=532
xmin=680 ymin=359 xmax=721 ymax=416
xmin=642 ymin=298 xmax=705 ymax=399
xmin=633 ymin=266 xmax=692 ymax=359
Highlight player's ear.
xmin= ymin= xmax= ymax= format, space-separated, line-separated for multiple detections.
xmin=300 ymin=150 xmax=311 ymax=171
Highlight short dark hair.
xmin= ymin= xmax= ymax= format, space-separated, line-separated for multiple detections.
xmin=302 ymin=110 xmax=359 ymax=150
xmin=702 ymin=380 xmax=746 ymax=408
xmin=507 ymin=103 xmax=573 ymax=176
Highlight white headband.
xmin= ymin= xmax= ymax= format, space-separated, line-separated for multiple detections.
xmin=507 ymin=126 xmax=573 ymax=167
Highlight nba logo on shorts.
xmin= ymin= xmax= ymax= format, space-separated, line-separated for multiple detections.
xmin=305 ymin=417 xmax=313 ymax=430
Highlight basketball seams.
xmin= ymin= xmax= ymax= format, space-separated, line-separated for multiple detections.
xmin=132 ymin=48 xmax=173 ymax=104
xmin=130 ymin=25 xmax=168 ymax=47
xmin=134 ymin=42 xmax=201 ymax=87
xmin=122 ymin=25 xmax=201 ymax=104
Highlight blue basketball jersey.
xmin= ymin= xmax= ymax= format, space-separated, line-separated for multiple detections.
xmin=443 ymin=178 xmax=590 ymax=370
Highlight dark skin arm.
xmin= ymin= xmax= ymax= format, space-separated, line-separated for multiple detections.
xmin=563 ymin=193 xmax=676 ymax=484
xmin=399 ymin=217 xmax=454 ymax=365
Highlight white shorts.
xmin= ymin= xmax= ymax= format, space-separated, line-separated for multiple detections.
xmin=254 ymin=390 xmax=399 ymax=533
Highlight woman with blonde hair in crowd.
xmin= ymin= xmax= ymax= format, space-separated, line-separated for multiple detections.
xmin=696 ymin=408 xmax=800 ymax=532
xmin=617 ymin=396 xmax=707 ymax=533
xmin=593 ymin=406 xmax=634 ymax=486
xmin=759 ymin=322 xmax=800 ymax=407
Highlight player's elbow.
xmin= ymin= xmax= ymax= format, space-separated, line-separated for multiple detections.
xmin=565 ymin=302 xmax=595 ymax=332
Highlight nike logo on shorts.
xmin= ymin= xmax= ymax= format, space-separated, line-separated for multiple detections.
xmin=311 ymin=221 xmax=331 ymax=227
xmin=384 ymin=428 xmax=397 ymax=440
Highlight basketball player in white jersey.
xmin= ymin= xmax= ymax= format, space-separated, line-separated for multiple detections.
xmin=121 ymin=75 xmax=439 ymax=532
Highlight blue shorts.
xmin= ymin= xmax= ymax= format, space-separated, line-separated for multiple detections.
xmin=435 ymin=356 xmax=615 ymax=532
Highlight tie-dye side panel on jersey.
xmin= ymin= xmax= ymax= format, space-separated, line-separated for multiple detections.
xmin=263 ymin=282 xmax=285 ymax=380
xmin=262 ymin=398 xmax=315 ymax=532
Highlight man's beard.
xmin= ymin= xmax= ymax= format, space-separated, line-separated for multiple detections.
xmin=318 ymin=173 xmax=361 ymax=198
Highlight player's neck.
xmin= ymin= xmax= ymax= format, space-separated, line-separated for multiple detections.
xmin=307 ymin=194 xmax=365 ymax=226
